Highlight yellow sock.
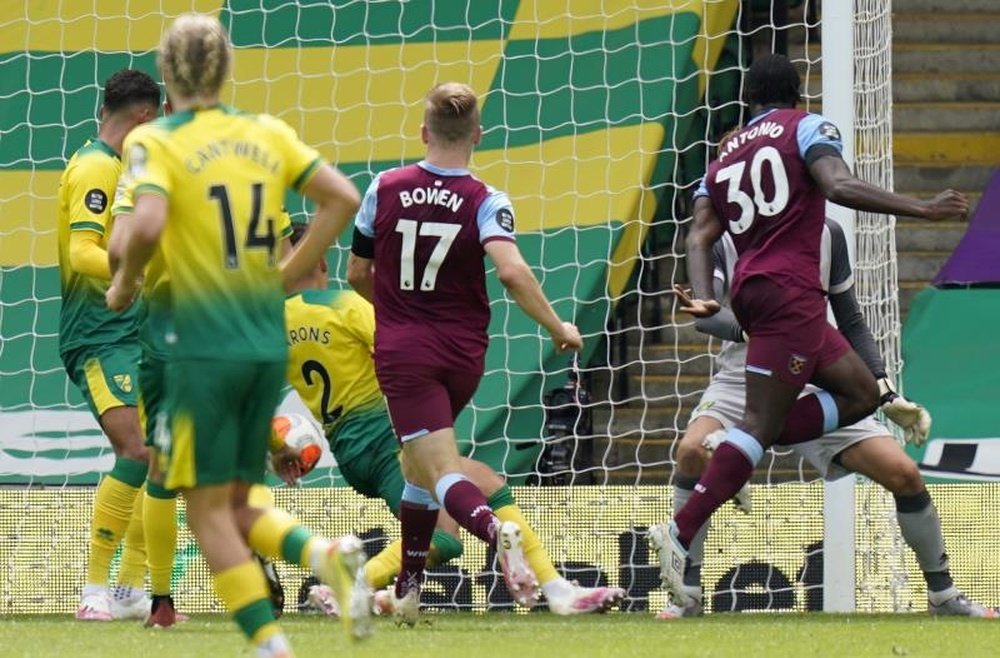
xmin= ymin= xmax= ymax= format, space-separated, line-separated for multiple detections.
xmin=143 ymin=488 xmax=178 ymax=596
xmin=494 ymin=503 xmax=560 ymax=585
xmin=364 ymin=538 xmax=402 ymax=589
xmin=247 ymin=507 xmax=316 ymax=569
xmin=247 ymin=484 xmax=275 ymax=509
xmin=117 ymin=484 xmax=147 ymax=589
xmin=87 ymin=475 xmax=142 ymax=586
xmin=215 ymin=561 xmax=280 ymax=643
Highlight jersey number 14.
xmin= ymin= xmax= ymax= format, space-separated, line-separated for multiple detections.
xmin=715 ymin=146 xmax=790 ymax=234
xmin=209 ymin=183 xmax=276 ymax=268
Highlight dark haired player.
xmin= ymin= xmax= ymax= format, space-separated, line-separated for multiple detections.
xmin=347 ymin=82 xmax=583 ymax=624
xmin=654 ymin=54 xmax=968 ymax=607
xmin=57 ymin=69 xmax=161 ymax=621
xmin=653 ymin=218 xmax=995 ymax=618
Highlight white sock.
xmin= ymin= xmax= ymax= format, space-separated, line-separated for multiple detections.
xmin=927 ymin=585 xmax=959 ymax=607
xmin=255 ymin=632 xmax=292 ymax=658
xmin=111 ymin=584 xmax=145 ymax=602
xmin=82 ymin=584 xmax=108 ymax=598
xmin=308 ymin=538 xmax=333 ymax=576
xmin=541 ymin=577 xmax=574 ymax=601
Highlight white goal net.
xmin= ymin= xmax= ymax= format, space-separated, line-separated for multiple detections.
xmin=6 ymin=0 xmax=986 ymax=617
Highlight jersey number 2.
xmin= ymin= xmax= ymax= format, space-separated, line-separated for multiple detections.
xmin=301 ymin=360 xmax=343 ymax=428
xmin=395 ymin=219 xmax=460 ymax=291
xmin=715 ymin=146 xmax=790 ymax=234
xmin=209 ymin=183 xmax=276 ymax=269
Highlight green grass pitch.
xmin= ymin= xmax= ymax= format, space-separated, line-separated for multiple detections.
xmin=1 ymin=613 xmax=999 ymax=657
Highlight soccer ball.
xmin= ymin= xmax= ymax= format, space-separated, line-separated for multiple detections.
xmin=270 ymin=413 xmax=324 ymax=475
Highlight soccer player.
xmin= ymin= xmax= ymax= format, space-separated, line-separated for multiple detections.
xmin=106 ymin=14 xmax=367 ymax=654
xmin=346 ymin=82 xmax=583 ymax=623
xmin=653 ymin=218 xmax=996 ymax=618
xmin=57 ymin=68 xmax=161 ymax=621
xmin=655 ymin=53 xmax=969 ymax=607
xmin=109 ymin=172 xmax=295 ymax=627
xmin=283 ymin=224 xmax=624 ymax=616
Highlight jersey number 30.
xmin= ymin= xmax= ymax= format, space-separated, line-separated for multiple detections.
xmin=715 ymin=146 xmax=790 ymax=234
xmin=395 ymin=219 xmax=460 ymax=291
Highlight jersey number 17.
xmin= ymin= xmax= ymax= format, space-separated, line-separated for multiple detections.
xmin=395 ymin=219 xmax=460 ymax=292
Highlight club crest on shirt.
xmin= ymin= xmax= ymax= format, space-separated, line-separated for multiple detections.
xmin=84 ymin=189 xmax=108 ymax=214
xmin=496 ymin=207 xmax=515 ymax=233
xmin=788 ymin=354 xmax=808 ymax=375
xmin=113 ymin=374 xmax=133 ymax=393
xmin=818 ymin=122 xmax=841 ymax=141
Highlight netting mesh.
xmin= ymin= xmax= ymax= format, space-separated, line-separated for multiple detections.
xmin=2 ymin=0 xmax=976 ymax=616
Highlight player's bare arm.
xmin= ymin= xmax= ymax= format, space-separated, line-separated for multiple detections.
xmin=484 ymin=239 xmax=582 ymax=352
xmin=346 ymin=252 xmax=374 ymax=303
xmin=280 ymin=165 xmax=360 ymax=290
xmin=107 ymin=212 xmax=130 ymax=276
xmin=676 ymin=195 xmax=723 ymax=318
xmin=106 ymin=192 xmax=166 ymax=312
xmin=809 ymin=154 xmax=968 ymax=221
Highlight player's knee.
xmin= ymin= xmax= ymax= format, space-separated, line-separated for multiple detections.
xmin=118 ymin=441 xmax=150 ymax=463
xmin=887 ymin=460 xmax=924 ymax=496
xmin=675 ymin=436 xmax=709 ymax=477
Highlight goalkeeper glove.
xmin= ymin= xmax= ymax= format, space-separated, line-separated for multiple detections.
xmin=878 ymin=377 xmax=931 ymax=446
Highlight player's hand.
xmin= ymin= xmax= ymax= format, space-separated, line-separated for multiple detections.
xmin=105 ymin=274 xmax=139 ymax=312
xmin=551 ymin=321 xmax=583 ymax=353
xmin=921 ymin=190 xmax=968 ymax=222
xmin=878 ymin=377 xmax=932 ymax=446
xmin=270 ymin=444 xmax=304 ymax=486
xmin=673 ymin=285 xmax=721 ymax=318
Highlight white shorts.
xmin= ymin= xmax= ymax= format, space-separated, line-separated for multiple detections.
xmin=690 ymin=376 xmax=889 ymax=481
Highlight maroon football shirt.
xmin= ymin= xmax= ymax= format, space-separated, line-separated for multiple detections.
xmin=370 ymin=162 xmax=513 ymax=373
xmin=704 ymin=108 xmax=829 ymax=297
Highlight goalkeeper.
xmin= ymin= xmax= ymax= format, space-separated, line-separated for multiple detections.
xmin=281 ymin=224 xmax=624 ymax=616
xmin=652 ymin=216 xmax=996 ymax=619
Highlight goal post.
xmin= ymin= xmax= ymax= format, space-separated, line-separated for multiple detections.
xmin=821 ymin=0 xmax=857 ymax=614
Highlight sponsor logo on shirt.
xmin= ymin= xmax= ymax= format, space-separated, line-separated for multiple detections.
xmin=84 ymin=189 xmax=108 ymax=214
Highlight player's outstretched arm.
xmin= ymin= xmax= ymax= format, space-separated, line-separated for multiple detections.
xmin=676 ymin=195 xmax=723 ymax=318
xmin=484 ymin=240 xmax=582 ymax=353
xmin=829 ymin=284 xmax=931 ymax=444
xmin=106 ymin=193 xmax=164 ymax=311
xmin=281 ymin=165 xmax=360 ymax=290
xmin=809 ymin=155 xmax=968 ymax=221
xmin=693 ymin=278 xmax=746 ymax=343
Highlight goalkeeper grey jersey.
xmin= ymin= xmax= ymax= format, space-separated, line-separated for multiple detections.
xmin=712 ymin=218 xmax=854 ymax=380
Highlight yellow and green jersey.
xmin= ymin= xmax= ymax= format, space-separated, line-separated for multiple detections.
xmin=284 ymin=289 xmax=382 ymax=434
xmin=121 ymin=105 xmax=322 ymax=361
xmin=112 ymin=182 xmax=293 ymax=360
xmin=57 ymin=138 xmax=139 ymax=355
